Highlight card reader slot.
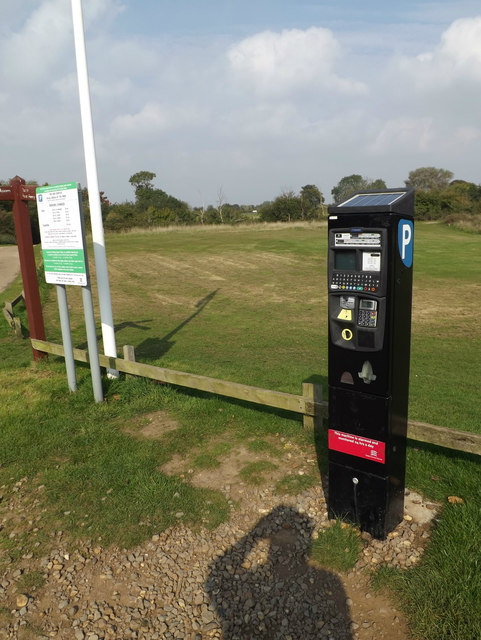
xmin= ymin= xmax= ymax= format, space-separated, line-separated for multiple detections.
xmin=329 ymin=295 xmax=385 ymax=352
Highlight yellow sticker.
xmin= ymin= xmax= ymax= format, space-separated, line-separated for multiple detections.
xmin=337 ymin=309 xmax=352 ymax=321
xmin=341 ymin=328 xmax=353 ymax=341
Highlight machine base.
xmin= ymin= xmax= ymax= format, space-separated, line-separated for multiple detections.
xmin=327 ymin=461 xmax=404 ymax=539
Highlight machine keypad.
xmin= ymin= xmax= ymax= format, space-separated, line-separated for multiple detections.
xmin=330 ymin=272 xmax=380 ymax=292
xmin=357 ymin=309 xmax=378 ymax=327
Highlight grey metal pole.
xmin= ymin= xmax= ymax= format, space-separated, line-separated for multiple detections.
xmin=81 ymin=283 xmax=104 ymax=403
xmin=76 ymin=186 xmax=103 ymax=402
xmin=56 ymin=284 xmax=77 ymax=393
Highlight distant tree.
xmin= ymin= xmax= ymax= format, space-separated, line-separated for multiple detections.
xmin=0 ymin=206 xmax=15 ymax=244
xmin=129 ymin=171 xmax=156 ymax=194
xmin=192 ymin=206 xmax=205 ymax=225
xmin=203 ymin=204 xmax=219 ymax=224
xmin=140 ymin=206 xmax=177 ymax=227
xmin=0 ymin=178 xmax=40 ymax=244
xmin=405 ymin=167 xmax=453 ymax=192
xmin=331 ymin=175 xmax=386 ymax=203
xmin=224 ymin=203 xmax=252 ymax=224
xmin=369 ymin=178 xmax=388 ymax=191
xmin=413 ymin=179 xmax=481 ymax=219
xmin=104 ymin=202 xmax=137 ymax=231
xmin=300 ymin=184 xmax=324 ymax=219
xmin=413 ymin=191 xmax=443 ymax=220
xmin=260 ymin=190 xmax=302 ymax=222
xmin=444 ymin=180 xmax=481 ymax=207
xmin=128 ymin=170 xmax=193 ymax=226
xmin=81 ymin=187 xmax=111 ymax=228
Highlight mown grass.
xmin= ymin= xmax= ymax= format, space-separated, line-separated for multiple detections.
xmin=1 ymin=221 xmax=480 ymax=639
xmin=311 ymin=520 xmax=362 ymax=573
xmin=192 ymin=441 xmax=232 ymax=470
xmin=239 ymin=460 xmax=279 ymax=485
xmin=16 ymin=570 xmax=46 ymax=595
xmin=0 ymin=364 xmax=231 ymax=550
xmin=399 ymin=501 xmax=481 ymax=640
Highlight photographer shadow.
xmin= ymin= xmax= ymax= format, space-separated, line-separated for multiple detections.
xmin=205 ymin=505 xmax=353 ymax=639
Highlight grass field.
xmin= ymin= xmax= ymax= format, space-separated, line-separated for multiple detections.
xmin=1 ymin=221 xmax=480 ymax=639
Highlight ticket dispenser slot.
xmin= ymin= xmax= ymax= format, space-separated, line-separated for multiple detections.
xmin=326 ymin=189 xmax=414 ymax=540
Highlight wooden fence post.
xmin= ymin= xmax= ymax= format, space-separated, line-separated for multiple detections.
xmin=302 ymin=382 xmax=323 ymax=430
xmin=123 ymin=345 xmax=137 ymax=379
xmin=13 ymin=317 xmax=23 ymax=338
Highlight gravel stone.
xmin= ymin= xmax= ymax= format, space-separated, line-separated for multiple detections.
xmin=0 ymin=470 xmax=435 ymax=639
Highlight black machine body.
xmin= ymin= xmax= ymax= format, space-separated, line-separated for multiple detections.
xmin=326 ymin=189 xmax=414 ymax=539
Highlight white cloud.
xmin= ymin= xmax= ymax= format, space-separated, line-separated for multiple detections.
xmin=81 ymin=0 xmax=125 ymax=27
xmin=110 ymin=102 xmax=209 ymax=139
xmin=453 ymin=125 xmax=481 ymax=146
xmin=368 ymin=117 xmax=436 ymax=155
xmin=398 ymin=16 xmax=481 ymax=87
xmin=111 ymin=103 xmax=170 ymax=136
xmin=2 ymin=4 xmax=481 ymax=206
xmin=437 ymin=16 xmax=481 ymax=71
xmin=228 ymin=27 xmax=366 ymax=96
xmin=376 ymin=14 xmax=481 ymax=175
xmin=2 ymin=0 xmax=72 ymax=84
xmin=0 ymin=0 xmax=123 ymax=87
xmin=219 ymin=104 xmax=298 ymax=139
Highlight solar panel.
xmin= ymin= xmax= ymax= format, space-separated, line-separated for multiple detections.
xmin=339 ymin=192 xmax=405 ymax=208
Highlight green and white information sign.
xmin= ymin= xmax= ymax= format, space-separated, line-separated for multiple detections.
xmin=36 ymin=182 xmax=87 ymax=286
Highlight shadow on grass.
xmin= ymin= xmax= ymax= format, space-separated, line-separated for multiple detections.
xmin=76 ymin=288 xmax=220 ymax=359
xmin=135 ymin=288 xmax=220 ymax=361
xmin=303 ymin=374 xmax=329 ymax=498
xmin=77 ymin=318 xmax=152 ymax=350
xmin=406 ymin=438 xmax=481 ymax=465
xmin=157 ymin=383 xmax=307 ymax=423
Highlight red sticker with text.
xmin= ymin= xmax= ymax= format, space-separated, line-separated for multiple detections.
xmin=328 ymin=429 xmax=385 ymax=464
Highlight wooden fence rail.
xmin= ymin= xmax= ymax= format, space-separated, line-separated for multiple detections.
xmin=31 ymin=338 xmax=481 ymax=457
xmin=2 ymin=260 xmax=44 ymax=339
xmin=3 ymin=291 xmax=25 ymax=337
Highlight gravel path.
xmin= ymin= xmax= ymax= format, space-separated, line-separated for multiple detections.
xmin=1 ymin=474 xmax=437 ymax=640
xmin=0 ymin=245 xmax=20 ymax=293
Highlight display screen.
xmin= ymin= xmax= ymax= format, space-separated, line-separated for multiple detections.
xmin=335 ymin=250 xmax=356 ymax=270
xmin=362 ymin=251 xmax=381 ymax=272
xmin=359 ymin=299 xmax=377 ymax=310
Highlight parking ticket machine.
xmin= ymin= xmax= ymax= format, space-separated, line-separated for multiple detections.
xmin=327 ymin=189 xmax=414 ymax=538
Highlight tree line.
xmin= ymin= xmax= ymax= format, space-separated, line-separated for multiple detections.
xmin=1 ymin=166 xmax=481 ymax=243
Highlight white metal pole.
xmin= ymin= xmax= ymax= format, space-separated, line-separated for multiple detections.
xmin=71 ymin=0 xmax=118 ymax=377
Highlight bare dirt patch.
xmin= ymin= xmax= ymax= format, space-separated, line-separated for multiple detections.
xmin=162 ymin=445 xmax=281 ymax=500
xmin=160 ymin=435 xmax=319 ymax=501
xmin=123 ymin=409 xmax=180 ymax=439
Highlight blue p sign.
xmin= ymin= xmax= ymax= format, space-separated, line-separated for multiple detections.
xmin=398 ymin=220 xmax=413 ymax=268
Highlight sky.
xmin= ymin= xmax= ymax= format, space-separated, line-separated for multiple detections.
xmin=1 ymin=0 xmax=481 ymax=207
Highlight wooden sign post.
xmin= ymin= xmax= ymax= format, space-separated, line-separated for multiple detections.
xmin=1 ymin=176 xmax=46 ymax=361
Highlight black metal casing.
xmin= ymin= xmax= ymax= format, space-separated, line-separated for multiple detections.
xmin=327 ymin=189 xmax=414 ymax=538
